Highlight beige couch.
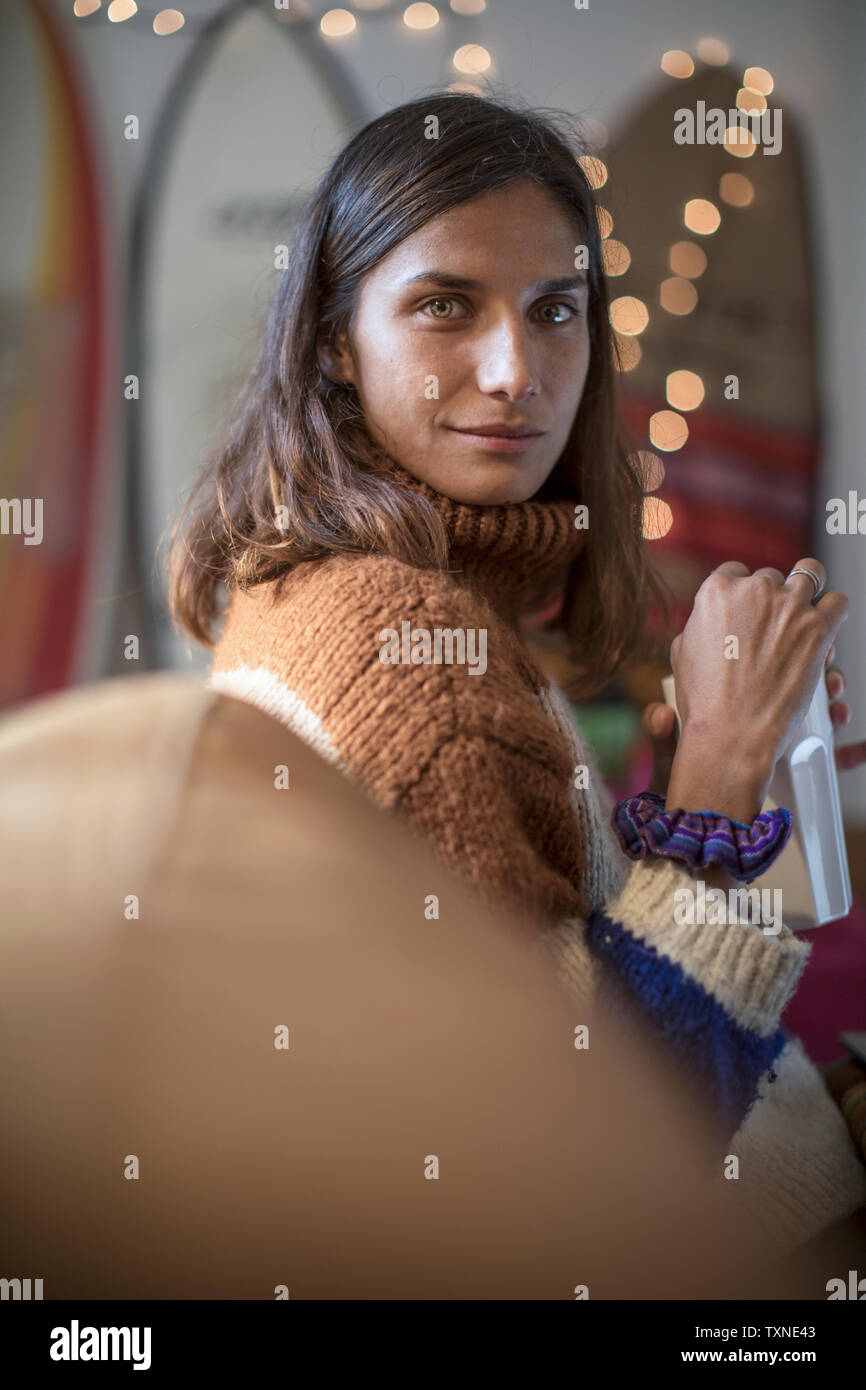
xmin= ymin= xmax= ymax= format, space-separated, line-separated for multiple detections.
xmin=0 ymin=672 xmax=856 ymax=1298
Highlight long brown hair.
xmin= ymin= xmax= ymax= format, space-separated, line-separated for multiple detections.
xmin=166 ymin=91 xmax=671 ymax=698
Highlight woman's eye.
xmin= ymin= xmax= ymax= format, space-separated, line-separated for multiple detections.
xmin=420 ymin=297 xmax=467 ymax=319
xmin=535 ymin=301 xmax=579 ymax=324
xmin=418 ymin=297 xmax=580 ymax=323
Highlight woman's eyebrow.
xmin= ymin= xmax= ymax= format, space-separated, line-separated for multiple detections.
xmin=399 ymin=270 xmax=588 ymax=293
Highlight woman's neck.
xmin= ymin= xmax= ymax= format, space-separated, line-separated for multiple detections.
xmin=384 ymin=460 xmax=587 ymax=630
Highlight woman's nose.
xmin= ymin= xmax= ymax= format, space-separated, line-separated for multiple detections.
xmin=473 ymin=320 xmax=539 ymax=399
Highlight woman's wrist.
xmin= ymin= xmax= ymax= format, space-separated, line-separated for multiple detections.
xmin=666 ymin=725 xmax=774 ymax=825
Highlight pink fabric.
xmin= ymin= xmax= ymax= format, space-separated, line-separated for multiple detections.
xmin=780 ymin=904 xmax=866 ymax=1068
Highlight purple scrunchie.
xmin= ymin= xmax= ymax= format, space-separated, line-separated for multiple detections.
xmin=611 ymin=790 xmax=793 ymax=883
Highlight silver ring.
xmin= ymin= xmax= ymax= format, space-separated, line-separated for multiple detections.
xmin=786 ymin=566 xmax=825 ymax=601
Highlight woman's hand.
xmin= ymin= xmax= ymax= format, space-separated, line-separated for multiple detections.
xmin=642 ymin=639 xmax=866 ymax=798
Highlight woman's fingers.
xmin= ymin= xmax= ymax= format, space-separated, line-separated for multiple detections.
xmin=643 ymin=702 xmax=678 ymax=796
xmin=823 ymin=661 xmax=859 ymax=764
xmin=643 ymin=701 xmax=677 ymax=738
xmin=835 ymin=739 xmax=866 ymax=772
xmin=824 ymin=665 xmax=850 ymax=726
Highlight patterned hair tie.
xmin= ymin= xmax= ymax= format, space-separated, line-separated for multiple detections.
xmin=611 ymin=791 xmax=793 ymax=883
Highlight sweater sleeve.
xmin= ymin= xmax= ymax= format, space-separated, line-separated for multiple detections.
xmin=398 ymin=729 xmax=812 ymax=1144
xmin=581 ymin=855 xmax=809 ymax=1140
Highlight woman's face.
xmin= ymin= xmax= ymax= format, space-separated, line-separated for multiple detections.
xmin=319 ymin=179 xmax=591 ymax=505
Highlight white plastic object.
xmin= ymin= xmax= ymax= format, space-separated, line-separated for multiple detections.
xmin=661 ymin=670 xmax=852 ymax=929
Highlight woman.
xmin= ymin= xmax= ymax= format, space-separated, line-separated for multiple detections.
xmin=169 ymin=93 xmax=866 ymax=1257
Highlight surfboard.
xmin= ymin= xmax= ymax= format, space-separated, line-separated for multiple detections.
xmin=134 ymin=3 xmax=365 ymax=671
xmin=599 ymin=61 xmax=819 ymax=713
xmin=0 ymin=0 xmax=107 ymax=710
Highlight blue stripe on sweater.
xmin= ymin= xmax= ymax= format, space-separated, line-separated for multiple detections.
xmin=586 ymin=906 xmax=788 ymax=1139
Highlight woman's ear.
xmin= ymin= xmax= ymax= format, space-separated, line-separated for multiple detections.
xmin=316 ymin=331 xmax=355 ymax=387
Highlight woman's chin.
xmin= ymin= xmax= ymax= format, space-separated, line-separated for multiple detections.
xmin=417 ymin=453 xmax=551 ymax=506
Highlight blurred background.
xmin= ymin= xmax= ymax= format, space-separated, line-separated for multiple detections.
xmin=1 ymin=0 xmax=864 ymax=1056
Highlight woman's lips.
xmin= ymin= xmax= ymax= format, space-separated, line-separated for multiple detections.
xmin=450 ymin=427 xmax=545 ymax=453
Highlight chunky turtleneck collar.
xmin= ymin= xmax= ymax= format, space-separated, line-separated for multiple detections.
xmin=385 ymin=459 xmax=587 ymax=628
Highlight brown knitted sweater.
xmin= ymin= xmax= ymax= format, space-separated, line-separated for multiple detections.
xmin=209 ymin=459 xmax=866 ymax=1255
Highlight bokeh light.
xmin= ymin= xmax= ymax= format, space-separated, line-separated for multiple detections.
xmin=642 ymin=496 xmax=674 ymax=539
xmin=737 ymin=87 xmax=767 ymax=113
xmin=719 ymin=173 xmax=754 ymax=207
xmin=452 ymin=44 xmax=491 ymax=73
xmin=609 ymin=296 xmax=649 ymax=335
xmin=153 ymin=8 xmax=185 ymax=34
xmin=613 ymin=333 xmax=642 ymax=371
xmin=684 ymin=199 xmax=721 ymax=234
xmin=649 ymin=410 xmax=689 ymax=451
xmin=666 ymin=369 xmax=705 ymax=411
xmin=696 ymin=37 xmax=730 ymax=65
xmin=578 ymin=155 xmax=608 ymax=190
xmin=724 ymin=127 xmax=757 ymax=158
xmin=403 ymin=3 xmax=440 ymax=29
xmin=669 ymin=241 xmax=707 ymax=278
xmin=602 ymin=239 xmax=631 ymax=276
xmin=744 ymin=66 xmax=774 ymax=95
xmin=659 ymin=277 xmax=698 ymax=315
xmin=321 ymin=8 xmax=356 ymax=35
xmin=631 ymin=450 xmax=665 ymax=491
xmin=661 ymin=50 xmax=694 ymax=78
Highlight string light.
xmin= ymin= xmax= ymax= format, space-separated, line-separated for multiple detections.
xmin=403 ymin=4 xmax=439 ymax=29
xmin=666 ymin=370 xmax=705 ymax=411
xmin=737 ymin=88 xmax=767 ymax=113
xmin=577 ymin=155 xmax=608 ymax=189
xmin=669 ymin=241 xmax=707 ymax=278
xmin=452 ymin=44 xmax=491 ymax=73
xmin=649 ymin=410 xmax=689 ymax=451
xmin=683 ymin=199 xmax=720 ymax=234
xmin=724 ymin=127 xmax=757 ymax=158
xmin=661 ymin=275 xmax=700 ymax=314
xmin=695 ymin=37 xmax=730 ymax=65
xmin=613 ymin=334 xmax=641 ymax=371
xmin=642 ymin=496 xmax=674 ymax=539
xmin=744 ymin=66 xmax=774 ymax=95
xmin=719 ymin=173 xmax=754 ymax=207
xmin=659 ymin=277 xmax=698 ymax=315
xmin=660 ymin=51 xmax=694 ymax=78
xmin=153 ymin=8 xmax=184 ymax=34
xmin=631 ymin=450 xmax=665 ymax=491
xmin=602 ymin=239 xmax=631 ymax=276
xmin=320 ymin=9 xmax=356 ymax=36
xmin=609 ymin=296 xmax=649 ymax=336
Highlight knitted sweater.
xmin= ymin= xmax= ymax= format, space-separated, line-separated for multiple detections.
xmin=209 ymin=460 xmax=866 ymax=1255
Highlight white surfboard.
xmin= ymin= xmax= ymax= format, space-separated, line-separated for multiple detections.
xmin=136 ymin=5 xmax=364 ymax=669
